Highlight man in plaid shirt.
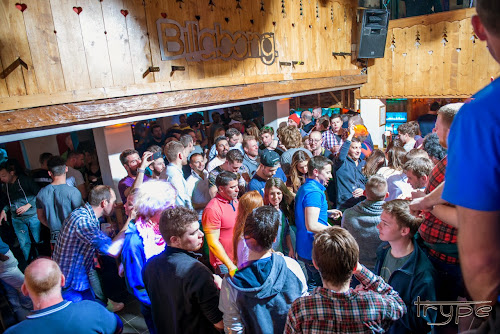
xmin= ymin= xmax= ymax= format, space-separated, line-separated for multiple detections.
xmin=53 ymin=185 xmax=130 ymax=302
xmin=417 ymin=104 xmax=465 ymax=307
xmin=321 ymin=114 xmax=344 ymax=156
xmin=285 ymin=226 xmax=406 ymax=333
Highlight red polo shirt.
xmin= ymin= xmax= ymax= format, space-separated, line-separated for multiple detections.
xmin=202 ymin=193 xmax=239 ymax=268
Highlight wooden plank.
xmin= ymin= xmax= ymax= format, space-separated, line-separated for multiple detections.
xmin=0 ymin=74 xmax=367 ymax=133
xmin=50 ymin=0 xmax=91 ymax=91
xmin=122 ymin=0 xmax=154 ymax=84
xmin=446 ymin=21 xmax=459 ymax=95
xmin=457 ymin=18 xmax=473 ymax=96
xmin=23 ymin=0 xmax=65 ymax=94
xmin=0 ymin=0 xmax=39 ymax=96
xmin=77 ymin=0 xmax=114 ymax=88
xmin=428 ymin=21 xmax=444 ymax=96
xmin=0 ymin=57 xmax=8 ymax=97
xmin=392 ymin=27 xmax=406 ymax=96
xmin=404 ymin=25 xmax=417 ymax=96
xmin=182 ymin=0 xmax=204 ymax=81
xmin=101 ymin=0 xmax=135 ymax=86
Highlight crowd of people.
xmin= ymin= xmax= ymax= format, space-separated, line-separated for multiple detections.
xmin=1 ymin=1 xmax=499 ymax=333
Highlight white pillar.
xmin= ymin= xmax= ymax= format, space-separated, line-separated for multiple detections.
xmin=21 ymin=136 xmax=59 ymax=169
xmin=93 ymin=125 xmax=134 ymax=204
xmin=263 ymin=99 xmax=290 ymax=132
xmin=359 ymin=99 xmax=386 ymax=149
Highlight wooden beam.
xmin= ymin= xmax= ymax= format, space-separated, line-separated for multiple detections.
xmin=0 ymin=75 xmax=367 ymax=134
xmin=329 ymin=91 xmax=340 ymax=104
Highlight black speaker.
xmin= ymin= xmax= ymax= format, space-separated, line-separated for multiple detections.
xmin=357 ymin=9 xmax=389 ymax=59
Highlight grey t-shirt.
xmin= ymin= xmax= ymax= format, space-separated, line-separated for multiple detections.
xmin=380 ymin=248 xmax=413 ymax=282
xmin=36 ymin=184 xmax=83 ymax=242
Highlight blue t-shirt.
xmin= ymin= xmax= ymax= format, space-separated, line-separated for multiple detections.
xmin=4 ymin=300 xmax=121 ymax=334
xmin=247 ymin=167 xmax=287 ymax=196
xmin=443 ymin=78 xmax=500 ymax=211
xmin=294 ymin=178 xmax=329 ymax=260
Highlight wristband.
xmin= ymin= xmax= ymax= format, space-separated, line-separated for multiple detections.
xmin=137 ymin=168 xmax=146 ymax=174
xmin=229 ymin=267 xmax=238 ymax=277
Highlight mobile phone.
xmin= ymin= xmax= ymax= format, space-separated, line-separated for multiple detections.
xmin=149 ymin=151 xmax=162 ymax=161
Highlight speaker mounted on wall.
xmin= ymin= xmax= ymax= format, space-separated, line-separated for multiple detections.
xmin=357 ymin=9 xmax=390 ymax=59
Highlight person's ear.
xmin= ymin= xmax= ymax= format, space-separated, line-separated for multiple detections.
xmin=312 ymin=258 xmax=319 ymax=270
xmin=48 ymin=171 xmax=53 ymax=178
xmin=385 ymin=192 xmax=389 ymax=199
xmin=21 ymin=283 xmax=29 ymax=297
xmin=65 ymin=166 xmax=68 ymax=173
xmin=61 ymin=274 xmax=66 ymax=287
xmin=472 ymin=15 xmax=488 ymax=41
xmin=169 ymin=235 xmax=180 ymax=247
xmin=363 ymin=190 xmax=367 ymax=197
xmin=400 ymin=226 xmax=410 ymax=237
xmin=100 ymin=199 xmax=107 ymax=209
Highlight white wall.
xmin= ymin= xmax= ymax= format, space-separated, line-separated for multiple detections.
xmin=360 ymin=99 xmax=386 ymax=149
xmin=21 ymin=136 xmax=59 ymax=169
xmin=263 ymin=99 xmax=290 ymax=132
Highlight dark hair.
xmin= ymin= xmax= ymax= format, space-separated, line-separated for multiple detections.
xmin=151 ymin=124 xmax=161 ymax=131
xmin=47 ymin=156 xmax=67 ymax=176
xmin=260 ymin=125 xmax=274 ymax=136
xmin=382 ymin=200 xmax=423 ymax=237
xmin=189 ymin=152 xmax=203 ymax=163
xmin=160 ymin=206 xmax=199 ymax=242
xmin=264 ymin=177 xmax=294 ymax=210
xmin=476 ymin=0 xmax=500 ymax=36
xmin=179 ymin=134 xmax=193 ymax=148
xmin=362 ymin=149 xmax=386 ymax=177
xmin=215 ymin=171 xmax=238 ymax=188
xmin=386 ymin=147 xmax=406 ymax=171
xmin=39 ymin=152 xmax=53 ymax=165
xmin=289 ymin=150 xmax=310 ymax=193
xmin=226 ymin=149 xmax=243 ymax=163
xmin=313 ymin=226 xmax=359 ymax=286
xmin=226 ymin=127 xmax=240 ymax=140
xmin=244 ymin=206 xmax=280 ymax=252
xmin=88 ymin=185 xmax=113 ymax=206
xmin=215 ymin=136 xmax=229 ymax=146
xmin=330 ymin=113 xmax=342 ymax=122
xmin=307 ymin=156 xmax=333 ymax=177
xmin=67 ymin=150 xmax=84 ymax=160
xmin=119 ymin=149 xmax=139 ymax=165
xmin=0 ymin=159 xmax=22 ymax=176
xmin=397 ymin=122 xmax=417 ymax=137
xmin=423 ymin=133 xmax=447 ymax=161
xmin=430 ymin=102 xmax=440 ymax=111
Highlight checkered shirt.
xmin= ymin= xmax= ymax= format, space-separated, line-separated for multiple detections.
xmin=52 ymin=203 xmax=111 ymax=291
xmin=284 ymin=265 xmax=406 ymax=333
xmin=322 ymin=130 xmax=343 ymax=155
xmin=418 ymin=156 xmax=458 ymax=264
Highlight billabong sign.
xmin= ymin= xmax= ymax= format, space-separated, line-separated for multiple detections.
xmin=157 ymin=19 xmax=278 ymax=65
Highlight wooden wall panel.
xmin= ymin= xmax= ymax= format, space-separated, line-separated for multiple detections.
xmin=0 ymin=0 xmax=39 ymax=96
xmin=101 ymin=0 xmax=135 ymax=86
xmin=122 ymin=0 xmax=153 ymax=84
xmin=78 ymin=0 xmax=113 ymax=88
xmin=1 ymin=0 xmax=360 ymax=113
xmin=50 ymin=0 xmax=91 ymax=91
xmin=360 ymin=8 xmax=500 ymax=98
xmin=23 ymin=0 xmax=65 ymax=94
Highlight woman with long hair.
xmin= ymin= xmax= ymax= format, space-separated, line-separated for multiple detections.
xmin=378 ymin=146 xmax=412 ymax=200
xmin=264 ymin=178 xmax=295 ymax=258
xmin=287 ymin=150 xmax=310 ymax=194
xmin=232 ymin=191 xmax=263 ymax=267
xmin=362 ymin=149 xmax=386 ymax=177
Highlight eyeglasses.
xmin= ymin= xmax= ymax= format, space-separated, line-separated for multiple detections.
xmin=310 ymin=138 xmax=322 ymax=143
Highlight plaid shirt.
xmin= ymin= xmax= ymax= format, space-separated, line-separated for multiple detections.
xmin=322 ymin=129 xmax=343 ymax=155
xmin=418 ymin=157 xmax=459 ymax=264
xmin=52 ymin=203 xmax=111 ymax=291
xmin=284 ymin=265 xmax=406 ymax=333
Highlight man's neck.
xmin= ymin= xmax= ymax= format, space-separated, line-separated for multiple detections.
xmin=348 ymin=155 xmax=359 ymax=165
xmin=51 ymin=175 xmax=66 ymax=185
xmin=247 ymin=249 xmax=272 ymax=263
xmin=389 ymin=237 xmax=414 ymax=258
xmin=256 ymin=169 xmax=267 ymax=180
xmin=323 ymin=279 xmax=350 ymax=293
xmin=217 ymin=192 xmax=232 ymax=202
xmin=91 ymin=206 xmax=103 ymax=220
xmin=171 ymin=160 xmax=183 ymax=169
xmin=312 ymin=147 xmax=322 ymax=156
xmin=193 ymin=168 xmax=205 ymax=179
xmin=31 ymin=294 xmax=64 ymax=311
xmin=245 ymin=153 xmax=257 ymax=161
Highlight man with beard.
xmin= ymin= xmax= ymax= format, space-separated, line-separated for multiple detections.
xmin=242 ymin=135 xmax=260 ymax=177
xmin=308 ymin=131 xmax=333 ymax=159
xmin=145 ymin=124 xmax=165 ymax=150
xmin=334 ymin=125 xmax=367 ymax=210
xmin=118 ymin=149 xmax=153 ymax=204
xmin=143 ymin=207 xmax=223 ymax=334
xmin=66 ymin=151 xmax=87 ymax=200
xmin=206 ymin=136 xmax=229 ymax=172
xmin=52 ymin=186 xmax=131 ymax=302
xmin=248 ymin=150 xmax=287 ymax=197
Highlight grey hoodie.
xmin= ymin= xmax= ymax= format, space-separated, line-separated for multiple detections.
xmin=341 ymin=200 xmax=384 ymax=271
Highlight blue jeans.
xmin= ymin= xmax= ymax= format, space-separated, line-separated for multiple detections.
xmin=62 ymin=287 xmax=95 ymax=302
xmin=298 ymin=256 xmax=323 ymax=291
xmin=12 ymin=215 xmax=41 ymax=261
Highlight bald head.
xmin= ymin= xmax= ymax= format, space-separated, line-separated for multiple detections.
xmin=309 ymin=131 xmax=323 ymax=151
xmin=301 ymin=111 xmax=312 ymax=125
xmin=24 ymin=258 xmax=63 ymax=296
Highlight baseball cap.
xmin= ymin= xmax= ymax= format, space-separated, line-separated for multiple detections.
xmin=260 ymin=150 xmax=280 ymax=167
xmin=288 ymin=113 xmax=300 ymax=126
